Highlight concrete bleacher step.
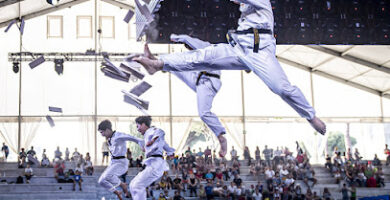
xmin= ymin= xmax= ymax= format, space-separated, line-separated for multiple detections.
xmin=0 ymin=183 xmax=97 ymax=193
xmin=0 ymin=191 xmax=97 ymax=200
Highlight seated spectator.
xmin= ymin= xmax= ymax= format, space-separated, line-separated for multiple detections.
xmin=244 ymin=146 xmax=251 ymax=166
xmin=84 ymin=157 xmax=93 ymax=176
xmin=198 ymin=184 xmax=206 ymax=199
xmin=16 ymin=174 xmax=24 ymax=184
xmin=188 ymin=173 xmax=198 ymax=197
xmin=135 ymin=155 xmax=143 ymax=168
xmin=294 ymin=184 xmax=303 ymax=199
xmin=54 ymin=146 xmax=62 ymax=160
xmin=284 ymin=174 xmax=295 ymax=189
xmin=354 ymin=148 xmax=362 ymax=162
xmin=205 ymin=169 xmax=214 ymax=182
xmin=72 ymin=148 xmax=81 ymax=162
xmin=280 ymin=166 xmax=289 ymax=178
xmin=73 ymin=164 xmax=83 ymax=191
xmin=385 ymin=144 xmax=390 ymax=166
xmin=41 ymin=153 xmax=50 ymax=167
xmin=213 ymin=180 xmax=226 ymax=197
xmin=205 ymin=182 xmax=214 ymax=200
xmin=75 ymin=163 xmax=84 ymax=175
xmin=373 ymin=154 xmax=381 ymax=166
xmin=78 ymin=154 xmax=86 ymax=167
xmin=323 ymin=187 xmax=332 ymax=200
xmin=249 ymin=163 xmax=257 ymax=175
xmin=356 ymin=169 xmax=367 ymax=187
xmin=85 ymin=152 xmax=91 ymax=161
xmin=303 ymin=165 xmax=317 ymax=189
xmin=26 ymin=146 xmax=36 ymax=158
xmin=172 ymin=174 xmax=183 ymax=191
xmin=65 ymin=147 xmax=70 ymax=161
xmin=24 ymin=164 xmax=33 ymax=183
xmin=230 ymin=146 xmax=238 ymax=161
xmin=325 ymin=154 xmax=332 ymax=169
xmin=204 ymin=146 xmax=211 ymax=161
xmin=233 ymin=174 xmax=243 ymax=188
xmin=252 ymin=188 xmax=262 ymax=200
xmin=305 ymin=188 xmax=313 ymax=200
xmin=173 ymin=190 xmax=184 ymax=200
xmin=215 ymin=168 xmax=223 ymax=182
xmin=235 ymin=185 xmax=244 ymax=199
xmin=18 ymin=148 xmax=27 ymax=168
xmin=158 ymin=179 xmax=168 ymax=190
xmin=375 ymin=167 xmax=385 ymax=187
xmin=55 ymin=164 xmax=71 ymax=183
xmin=265 ymin=166 xmax=275 ymax=187
xmin=228 ymin=182 xmax=236 ymax=199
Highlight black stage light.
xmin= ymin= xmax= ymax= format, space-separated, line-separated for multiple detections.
xmin=54 ymin=59 xmax=64 ymax=75
xmin=12 ymin=62 xmax=19 ymax=73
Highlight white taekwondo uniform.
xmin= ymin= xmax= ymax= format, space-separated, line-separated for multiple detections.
xmin=170 ymin=34 xmax=226 ymax=136
xmin=160 ymin=0 xmax=315 ymax=120
xmin=98 ymin=131 xmax=142 ymax=192
xmin=129 ymin=127 xmax=175 ymax=200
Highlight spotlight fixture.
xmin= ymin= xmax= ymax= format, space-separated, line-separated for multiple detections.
xmin=54 ymin=59 xmax=64 ymax=75
xmin=12 ymin=62 xmax=19 ymax=73
xmin=46 ymin=0 xmax=60 ymax=5
xmin=29 ymin=56 xmax=45 ymax=69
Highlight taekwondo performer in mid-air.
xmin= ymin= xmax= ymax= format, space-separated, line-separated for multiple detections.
xmin=145 ymin=34 xmax=228 ymax=157
xmin=129 ymin=116 xmax=175 ymax=200
xmin=133 ymin=0 xmax=326 ymax=135
xmin=97 ymin=119 xmax=142 ymax=200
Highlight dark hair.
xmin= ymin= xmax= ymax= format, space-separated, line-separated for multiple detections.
xmin=135 ymin=116 xmax=152 ymax=127
xmin=98 ymin=120 xmax=112 ymax=131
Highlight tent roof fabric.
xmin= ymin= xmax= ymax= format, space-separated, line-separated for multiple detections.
xmin=1 ymin=0 xmax=389 ymax=98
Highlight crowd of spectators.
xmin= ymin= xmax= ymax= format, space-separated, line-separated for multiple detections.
xmin=145 ymin=144 xmax=332 ymax=200
xmin=11 ymin=145 xmax=94 ymax=187
xmin=324 ymin=145 xmax=387 ymax=189
xmin=2 ymin=141 xmax=390 ymax=198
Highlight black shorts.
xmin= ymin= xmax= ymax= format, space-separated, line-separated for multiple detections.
xmin=103 ymin=152 xmax=109 ymax=156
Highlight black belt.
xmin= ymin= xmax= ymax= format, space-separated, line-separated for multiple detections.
xmin=147 ymin=154 xmax=163 ymax=158
xmin=226 ymin=28 xmax=272 ymax=53
xmin=196 ymin=71 xmax=220 ymax=86
xmin=112 ymin=156 xmax=125 ymax=159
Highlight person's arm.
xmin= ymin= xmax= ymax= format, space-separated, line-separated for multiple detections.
xmin=116 ymin=132 xmax=143 ymax=144
xmin=163 ymin=141 xmax=176 ymax=157
xmin=170 ymin=34 xmax=211 ymax=49
xmin=146 ymin=129 xmax=165 ymax=147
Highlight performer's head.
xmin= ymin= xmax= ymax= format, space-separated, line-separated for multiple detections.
xmin=135 ymin=115 xmax=152 ymax=135
xmin=98 ymin=119 xmax=113 ymax=138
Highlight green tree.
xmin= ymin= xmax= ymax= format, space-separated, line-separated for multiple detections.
xmin=128 ymin=122 xmax=144 ymax=159
xmin=327 ymin=131 xmax=357 ymax=154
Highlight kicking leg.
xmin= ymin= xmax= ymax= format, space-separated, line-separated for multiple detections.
xmin=196 ymin=81 xmax=227 ymax=157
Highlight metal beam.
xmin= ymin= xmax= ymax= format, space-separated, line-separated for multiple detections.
xmin=307 ymin=46 xmax=390 ymax=75
xmin=0 ymin=0 xmax=25 ymax=8
xmin=0 ymin=0 xmax=90 ymax=29
xmin=100 ymin=0 xmax=134 ymax=10
xmin=277 ymin=56 xmax=390 ymax=100
xmin=341 ymin=46 xmax=355 ymax=56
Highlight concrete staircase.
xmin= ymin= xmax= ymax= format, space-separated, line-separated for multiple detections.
xmin=0 ymin=161 xmax=389 ymax=200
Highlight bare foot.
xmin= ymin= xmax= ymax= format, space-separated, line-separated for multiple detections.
xmin=120 ymin=182 xmax=130 ymax=198
xmin=114 ymin=190 xmax=123 ymax=200
xmin=144 ymin=43 xmax=156 ymax=60
xmin=308 ymin=116 xmax=326 ymax=135
xmin=218 ymin=134 xmax=227 ymax=157
xmin=132 ymin=56 xmax=163 ymax=75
